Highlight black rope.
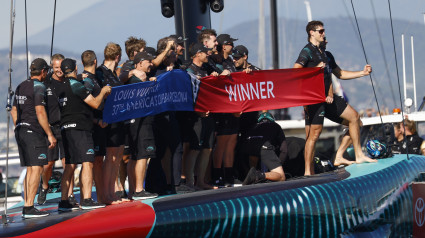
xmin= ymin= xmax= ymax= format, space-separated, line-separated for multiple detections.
xmin=24 ymin=0 xmax=29 ymax=78
xmin=349 ymin=0 xmax=384 ymax=126
xmin=50 ymin=0 xmax=57 ymax=62
xmin=370 ymin=0 xmax=397 ymax=107
xmin=387 ymin=0 xmax=408 ymax=159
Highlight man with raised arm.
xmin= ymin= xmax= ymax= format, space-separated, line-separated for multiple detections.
xmin=294 ymin=21 xmax=376 ymax=176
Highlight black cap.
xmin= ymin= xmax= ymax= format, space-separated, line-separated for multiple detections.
xmin=144 ymin=47 xmax=157 ymax=57
xmin=232 ymin=45 xmax=249 ymax=58
xmin=30 ymin=58 xmax=49 ymax=71
xmin=169 ymin=35 xmax=188 ymax=45
xmin=217 ymin=34 xmax=238 ymax=45
xmin=189 ymin=43 xmax=212 ymax=57
xmin=133 ymin=51 xmax=155 ymax=65
xmin=60 ymin=58 xmax=77 ymax=74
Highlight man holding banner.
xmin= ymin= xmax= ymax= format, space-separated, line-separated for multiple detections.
xmin=294 ymin=20 xmax=376 ymax=176
xmin=126 ymin=51 xmax=159 ymax=200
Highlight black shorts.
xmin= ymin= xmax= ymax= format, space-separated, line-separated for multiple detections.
xmin=47 ymin=125 xmax=65 ymax=162
xmin=62 ymin=129 xmax=95 ymax=164
xmin=260 ymin=142 xmax=282 ymax=171
xmin=105 ymin=122 xmax=125 ymax=147
xmin=92 ymin=124 xmax=106 ymax=156
xmin=304 ymin=96 xmax=347 ymax=125
xmin=128 ymin=116 xmax=156 ymax=160
xmin=215 ymin=113 xmax=240 ymax=135
xmin=15 ymin=127 xmax=48 ymax=167
xmin=199 ymin=117 xmax=215 ymax=149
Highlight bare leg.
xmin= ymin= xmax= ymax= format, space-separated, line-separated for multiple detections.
xmin=80 ymin=162 xmax=93 ymax=200
xmin=304 ymin=124 xmax=323 ymax=175
xmin=334 ymin=134 xmax=355 ymax=166
xmin=93 ymin=155 xmax=105 ymax=203
xmin=61 ymin=158 xmax=74 ymax=197
xmin=184 ymin=149 xmax=200 ymax=186
xmin=41 ymin=161 xmax=54 ymax=190
xmin=340 ymin=105 xmax=377 ymax=164
xmin=213 ymin=135 xmax=228 ymax=169
xmin=61 ymin=164 xmax=76 ymax=201
xmin=223 ymin=134 xmax=237 ymax=168
xmin=265 ymin=166 xmax=286 ymax=182
xmin=127 ymin=159 xmax=136 ymax=199
xmin=135 ymin=159 xmax=148 ymax=193
xmin=195 ymin=149 xmax=213 ymax=190
xmin=24 ymin=166 xmax=43 ymax=207
xmin=104 ymin=146 xmax=124 ymax=204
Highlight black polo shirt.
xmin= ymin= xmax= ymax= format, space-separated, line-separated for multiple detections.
xmin=96 ymin=64 xmax=122 ymax=88
xmin=295 ymin=43 xmax=337 ymax=96
xmin=13 ymin=78 xmax=47 ymax=135
xmin=119 ymin=60 xmax=135 ymax=84
xmin=187 ymin=63 xmax=209 ymax=78
xmin=58 ymin=77 xmax=93 ymax=131
xmin=82 ymin=70 xmax=103 ymax=120
xmin=44 ymin=76 xmax=63 ymax=126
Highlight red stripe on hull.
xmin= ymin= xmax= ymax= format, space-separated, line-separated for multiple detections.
xmin=14 ymin=201 xmax=155 ymax=238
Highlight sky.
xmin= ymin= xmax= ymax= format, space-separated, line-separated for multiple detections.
xmin=0 ymin=0 xmax=424 ymax=50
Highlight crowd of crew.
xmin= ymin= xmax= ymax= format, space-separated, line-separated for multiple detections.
xmin=11 ymin=22 xmax=425 ymax=219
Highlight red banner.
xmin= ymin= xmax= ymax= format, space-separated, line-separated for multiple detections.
xmin=194 ymin=67 xmax=326 ymax=112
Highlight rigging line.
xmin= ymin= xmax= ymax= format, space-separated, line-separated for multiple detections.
xmin=387 ymin=0 xmax=408 ymax=159
xmin=4 ymin=0 xmax=17 ymax=221
xmin=370 ymin=0 xmax=397 ymax=107
xmin=349 ymin=0 xmax=384 ymax=127
xmin=25 ymin=0 xmax=29 ymax=79
xmin=50 ymin=0 xmax=57 ymax=61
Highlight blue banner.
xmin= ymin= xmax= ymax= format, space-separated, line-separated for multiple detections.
xmin=103 ymin=69 xmax=194 ymax=123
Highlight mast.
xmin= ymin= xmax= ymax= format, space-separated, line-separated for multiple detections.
xmin=270 ymin=0 xmax=279 ymax=69
xmin=304 ymin=1 xmax=312 ymax=22
xmin=401 ymin=34 xmax=406 ymax=103
xmin=258 ymin=0 xmax=266 ymax=69
xmin=3 ymin=0 xmax=16 ymax=223
xmin=411 ymin=36 xmax=417 ymax=112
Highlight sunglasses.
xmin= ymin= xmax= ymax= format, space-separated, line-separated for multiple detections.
xmin=313 ymin=29 xmax=325 ymax=34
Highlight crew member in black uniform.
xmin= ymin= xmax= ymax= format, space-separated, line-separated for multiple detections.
xmin=95 ymin=42 xmax=127 ymax=205
xmin=38 ymin=53 xmax=76 ymax=206
xmin=392 ymin=119 xmax=424 ymax=155
xmin=57 ymin=58 xmax=111 ymax=211
xmin=240 ymin=112 xmax=286 ymax=185
xmin=150 ymin=37 xmax=185 ymax=194
xmin=11 ymin=58 xmax=57 ymax=218
xmin=80 ymin=50 xmax=109 ymax=204
xmin=182 ymin=43 xmax=217 ymax=190
xmin=212 ymin=34 xmax=241 ymax=187
xmin=126 ymin=51 xmax=159 ymax=200
xmin=294 ymin=21 xmax=376 ymax=175
xmin=232 ymin=45 xmax=262 ymax=181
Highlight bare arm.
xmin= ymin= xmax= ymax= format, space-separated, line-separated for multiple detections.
xmin=11 ymin=106 xmax=17 ymax=126
xmin=35 ymin=105 xmax=56 ymax=149
xmin=84 ymin=86 xmax=111 ymax=109
xmin=293 ymin=63 xmax=304 ymax=68
xmin=333 ymin=64 xmax=372 ymax=80
xmin=152 ymin=40 xmax=175 ymax=67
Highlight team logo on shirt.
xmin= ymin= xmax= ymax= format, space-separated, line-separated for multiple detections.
xmin=38 ymin=154 xmax=47 ymax=160
xmin=86 ymin=149 xmax=95 ymax=155
xmin=319 ymin=111 xmax=325 ymax=117
xmin=146 ymin=146 xmax=155 ymax=152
